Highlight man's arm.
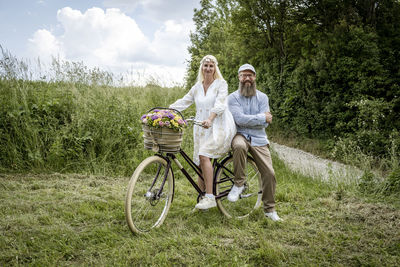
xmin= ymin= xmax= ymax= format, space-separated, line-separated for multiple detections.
xmin=228 ymin=94 xmax=269 ymax=128
xmin=265 ymin=111 xmax=272 ymax=124
xmin=260 ymin=94 xmax=272 ymax=125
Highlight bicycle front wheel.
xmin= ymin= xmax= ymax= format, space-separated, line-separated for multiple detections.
xmin=125 ymin=155 xmax=173 ymax=234
xmin=215 ymin=155 xmax=262 ymax=219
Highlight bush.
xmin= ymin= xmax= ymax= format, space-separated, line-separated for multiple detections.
xmin=358 ymin=171 xmax=379 ymax=194
xmin=382 ymin=167 xmax=400 ymax=195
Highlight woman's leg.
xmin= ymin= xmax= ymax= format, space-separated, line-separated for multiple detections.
xmin=197 ymin=176 xmax=205 ymax=192
xmin=199 ymin=155 xmax=213 ymax=195
xmin=195 ymin=155 xmax=216 ymax=209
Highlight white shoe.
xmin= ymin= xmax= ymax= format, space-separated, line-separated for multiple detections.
xmin=195 ymin=197 xmax=216 ymax=210
xmin=227 ymin=185 xmax=245 ymax=202
xmin=265 ymin=211 xmax=282 ymax=222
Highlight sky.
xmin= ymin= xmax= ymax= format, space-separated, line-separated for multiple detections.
xmin=0 ymin=0 xmax=201 ymax=86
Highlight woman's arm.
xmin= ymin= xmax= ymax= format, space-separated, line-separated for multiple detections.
xmin=210 ymin=80 xmax=228 ymax=116
xmin=202 ymin=80 xmax=227 ymax=128
xmin=169 ymin=85 xmax=196 ymax=112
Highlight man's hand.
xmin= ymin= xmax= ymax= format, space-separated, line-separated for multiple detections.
xmin=265 ymin=112 xmax=272 ymax=123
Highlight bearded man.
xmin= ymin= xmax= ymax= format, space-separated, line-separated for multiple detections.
xmin=227 ymin=63 xmax=281 ymax=222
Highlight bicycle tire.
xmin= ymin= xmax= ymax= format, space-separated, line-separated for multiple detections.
xmin=215 ymin=155 xmax=262 ymax=219
xmin=125 ymin=156 xmax=173 ymax=234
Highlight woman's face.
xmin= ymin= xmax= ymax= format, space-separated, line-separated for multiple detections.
xmin=202 ymin=60 xmax=215 ymax=78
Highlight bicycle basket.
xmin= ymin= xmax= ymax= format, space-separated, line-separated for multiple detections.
xmin=142 ymin=125 xmax=183 ymax=153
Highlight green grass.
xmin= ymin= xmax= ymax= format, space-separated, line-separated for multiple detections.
xmin=0 ymin=78 xmax=195 ymax=175
xmin=1 ymin=155 xmax=399 ymax=266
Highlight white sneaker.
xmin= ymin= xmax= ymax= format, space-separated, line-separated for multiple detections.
xmin=227 ymin=185 xmax=245 ymax=202
xmin=265 ymin=211 xmax=282 ymax=222
xmin=195 ymin=197 xmax=216 ymax=210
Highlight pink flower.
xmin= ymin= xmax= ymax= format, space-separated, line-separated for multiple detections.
xmin=159 ymin=121 xmax=164 ymax=126
xmin=143 ymin=119 xmax=148 ymax=124
xmin=177 ymin=119 xmax=184 ymax=125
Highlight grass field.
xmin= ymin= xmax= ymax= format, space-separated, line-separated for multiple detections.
xmin=1 ymin=155 xmax=399 ymax=266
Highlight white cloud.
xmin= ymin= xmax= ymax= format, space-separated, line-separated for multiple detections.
xmin=150 ymin=20 xmax=193 ymax=65
xmin=28 ymin=29 xmax=65 ymax=61
xmin=27 ymin=6 xmax=195 ymax=86
xmin=103 ymin=0 xmax=200 ymax=22
xmin=57 ymin=7 xmax=150 ymax=66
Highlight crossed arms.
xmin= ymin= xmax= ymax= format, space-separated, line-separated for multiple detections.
xmin=228 ymin=92 xmax=272 ymax=128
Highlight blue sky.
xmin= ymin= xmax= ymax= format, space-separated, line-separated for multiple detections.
xmin=0 ymin=0 xmax=201 ymax=86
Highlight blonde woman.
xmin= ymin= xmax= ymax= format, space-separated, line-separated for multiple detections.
xmin=169 ymin=55 xmax=236 ymax=209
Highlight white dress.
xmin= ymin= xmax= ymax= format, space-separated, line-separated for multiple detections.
xmin=170 ymin=79 xmax=236 ymax=165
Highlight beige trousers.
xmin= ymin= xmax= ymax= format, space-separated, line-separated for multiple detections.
xmin=231 ymin=134 xmax=276 ymax=213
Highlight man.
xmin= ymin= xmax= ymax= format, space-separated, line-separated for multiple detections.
xmin=227 ymin=63 xmax=281 ymax=222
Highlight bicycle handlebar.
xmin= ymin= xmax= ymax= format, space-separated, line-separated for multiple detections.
xmin=186 ymin=117 xmax=204 ymax=127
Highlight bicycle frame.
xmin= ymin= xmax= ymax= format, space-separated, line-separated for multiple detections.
xmin=141 ymin=107 xmax=237 ymax=202
xmin=146 ymin=148 xmax=233 ymax=204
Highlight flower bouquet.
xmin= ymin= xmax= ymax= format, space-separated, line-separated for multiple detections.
xmin=140 ymin=109 xmax=187 ymax=153
xmin=140 ymin=109 xmax=187 ymax=131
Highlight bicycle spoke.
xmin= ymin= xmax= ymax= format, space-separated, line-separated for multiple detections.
xmin=215 ymin=156 xmax=262 ymax=219
xmin=217 ymin=176 xmax=233 ymax=183
xmin=125 ymin=156 xmax=173 ymax=234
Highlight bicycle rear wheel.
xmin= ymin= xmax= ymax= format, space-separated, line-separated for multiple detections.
xmin=215 ymin=155 xmax=262 ymax=219
xmin=125 ymin=156 xmax=173 ymax=234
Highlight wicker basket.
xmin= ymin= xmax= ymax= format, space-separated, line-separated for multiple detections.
xmin=142 ymin=125 xmax=183 ymax=153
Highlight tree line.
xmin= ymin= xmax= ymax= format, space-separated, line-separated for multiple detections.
xmin=186 ymin=0 xmax=400 ymax=165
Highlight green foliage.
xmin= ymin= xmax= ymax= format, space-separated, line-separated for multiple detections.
xmin=347 ymin=98 xmax=393 ymax=156
xmin=357 ymin=167 xmax=400 ymax=197
xmin=358 ymin=171 xmax=380 ymax=194
xmin=382 ymin=167 xmax=400 ymax=195
xmin=187 ymin=0 xmax=400 ymax=172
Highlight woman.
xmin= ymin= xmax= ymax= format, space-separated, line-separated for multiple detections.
xmin=169 ymin=55 xmax=236 ymax=210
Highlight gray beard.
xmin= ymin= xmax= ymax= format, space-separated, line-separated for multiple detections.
xmin=239 ymin=81 xmax=256 ymax=97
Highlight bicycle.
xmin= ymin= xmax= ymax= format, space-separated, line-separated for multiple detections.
xmin=125 ymin=107 xmax=262 ymax=234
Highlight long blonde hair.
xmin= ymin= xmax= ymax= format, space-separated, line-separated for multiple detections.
xmin=196 ymin=55 xmax=224 ymax=83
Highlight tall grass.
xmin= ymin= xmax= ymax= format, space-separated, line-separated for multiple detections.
xmin=0 ymin=47 xmax=192 ymax=175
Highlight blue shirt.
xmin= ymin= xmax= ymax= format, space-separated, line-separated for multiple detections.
xmin=228 ymin=89 xmax=270 ymax=146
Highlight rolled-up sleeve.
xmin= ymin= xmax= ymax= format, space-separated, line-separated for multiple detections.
xmin=257 ymin=94 xmax=270 ymax=128
xmin=210 ymin=80 xmax=228 ymax=115
xmin=169 ymin=86 xmax=195 ymax=112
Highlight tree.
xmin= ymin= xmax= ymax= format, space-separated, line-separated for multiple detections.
xmin=186 ymin=0 xmax=400 ymax=159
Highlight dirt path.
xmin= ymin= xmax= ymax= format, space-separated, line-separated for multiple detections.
xmin=270 ymin=142 xmax=363 ymax=184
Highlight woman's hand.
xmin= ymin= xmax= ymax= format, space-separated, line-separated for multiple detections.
xmin=202 ymin=112 xmax=216 ymax=128
xmin=202 ymin=118 xmax=213 ymax=128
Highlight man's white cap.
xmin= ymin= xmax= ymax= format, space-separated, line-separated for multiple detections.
xmin=238 ymin=63 xmax=256 ymax=74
